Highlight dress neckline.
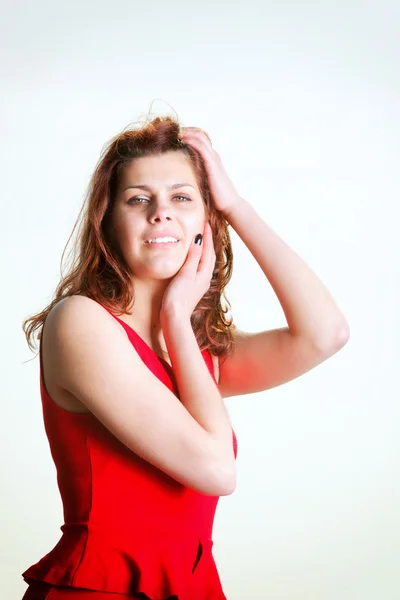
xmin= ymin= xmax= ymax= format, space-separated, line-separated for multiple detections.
xmin=104 ymin=310 xmax=174 ymax=374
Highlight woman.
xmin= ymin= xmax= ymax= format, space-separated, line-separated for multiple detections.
xmin=21 ymin=116 xmax=349 ymax=600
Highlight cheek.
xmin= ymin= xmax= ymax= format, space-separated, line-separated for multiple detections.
xmin=114 ymin=215 xmax=140 ymax=239
xmin=185 ymin=209 xmax=206 ymax=231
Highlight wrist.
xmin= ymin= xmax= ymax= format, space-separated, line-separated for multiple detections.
xmin=161 ymin=313 xmax=196 ymax=354
xmin=220 ymin=196 xmax=247 ymax=220
xmin=160 ymin=305 xmax=191 ymax=326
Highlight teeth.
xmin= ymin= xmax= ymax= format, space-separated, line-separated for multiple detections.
xmin=146 ymin=237 xmax=178 ymax=243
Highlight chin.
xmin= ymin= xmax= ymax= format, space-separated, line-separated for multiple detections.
xmin=138 ymin=263 xmax=183 ymax=280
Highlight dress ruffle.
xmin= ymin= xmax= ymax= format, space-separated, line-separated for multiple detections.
xmin=22 ymin=524 xmax=227 ymax=600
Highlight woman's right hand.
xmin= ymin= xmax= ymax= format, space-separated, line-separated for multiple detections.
xmin=160 ymin=221 xmax=216 ymax=322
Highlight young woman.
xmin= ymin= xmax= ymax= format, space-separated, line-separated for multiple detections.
xmin=21 ymin=117 xmax=349 ymax=600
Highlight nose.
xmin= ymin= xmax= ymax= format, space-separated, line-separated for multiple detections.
xmin=148 ymin=199 xmax=174 ymax=223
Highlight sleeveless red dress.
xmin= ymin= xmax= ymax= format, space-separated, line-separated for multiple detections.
xmin=22 ymin=305 xmax=238 ymax=600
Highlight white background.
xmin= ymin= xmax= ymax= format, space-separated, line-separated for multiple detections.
xmin=1 ymin=1 xmax=398 ymax=598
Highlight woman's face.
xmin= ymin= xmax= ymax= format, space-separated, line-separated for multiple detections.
xmin=111 ymin=151 xmax=206 ymax=281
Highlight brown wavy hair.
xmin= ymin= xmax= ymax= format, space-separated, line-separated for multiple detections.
xmin=22 ymin=115 xmax=237 ymax=365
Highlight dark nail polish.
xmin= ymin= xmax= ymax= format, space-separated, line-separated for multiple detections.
xmin=194 ymin=234 xmax=203 ymax=245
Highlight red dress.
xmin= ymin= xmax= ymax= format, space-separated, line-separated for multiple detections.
xmin=22 ymin=305 xmax=238 ymax=600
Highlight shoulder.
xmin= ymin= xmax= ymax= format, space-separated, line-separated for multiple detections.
xmin=47 ymin=295 xmax=111 ymax=329
xmin=42 ymin=295 xmax=115 ymax=413
xmin=42 ymin=296 xmax=136 ymax=410
xmin=45 ymin=295 xmax=127 ymax=357
xmin=51 ymin=293 xmax=99 ymax=313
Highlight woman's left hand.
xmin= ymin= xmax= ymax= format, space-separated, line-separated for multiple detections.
xmin=179 ymin=127 xmax=243 ymax=218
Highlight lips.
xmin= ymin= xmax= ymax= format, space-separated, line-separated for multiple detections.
xmin=145 ymin=240 xmax=180 ymax=248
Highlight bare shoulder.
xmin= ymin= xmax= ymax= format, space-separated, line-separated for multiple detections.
xmin=48 ymin=294 xmax=119 ymax=334
xmin=45 ymin=294 xmax=127 ymax=363
xmin=50 ymin=293 xmax=102 ymax=318
xmin=43 ymin=295 xmax=121 ymax=413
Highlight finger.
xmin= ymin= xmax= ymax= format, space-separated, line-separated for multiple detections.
xmin=181 ymin=126 xmax=203 ymax=134
xmin=180 ymin=127 xmax=212 ymax=145
xmin=182 ymin=137 xmax=214 ymax=166
xmin=196 ymin=222 xmax=216 ymax=277
xmin=179 ymin=230 xmax=205 ymax=277
xmin=182 ymin=222 xmax=214 ymax=278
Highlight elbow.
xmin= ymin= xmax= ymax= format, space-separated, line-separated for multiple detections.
xmin=314 ymin=322 xmax=351 ymax=355
xmin=223 ymin=462 xmax=237 ymax=495
xmin=211 ymin=461 xmax=237 ymax=496
xmin=338 ymin=323 xmax=351 ymax=346
xmin=221 ymin=476 xmax=236 ymax=496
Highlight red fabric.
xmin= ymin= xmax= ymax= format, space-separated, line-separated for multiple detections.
xmin=22 ymin=305 xmax=238 ymax=600
xmin=22 ymin=580 xmax=148 ymax=599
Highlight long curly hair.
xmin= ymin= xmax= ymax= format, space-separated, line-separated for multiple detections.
xmin=22 ymin=115 xmax=237 ymax=364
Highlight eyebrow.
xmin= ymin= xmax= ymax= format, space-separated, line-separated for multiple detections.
xmin=122 ymin=182 xmax=196 ymax=193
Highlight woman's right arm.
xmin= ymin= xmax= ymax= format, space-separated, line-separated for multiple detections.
xmin=161 ymin=307 xmax=236 ymax=490
xmin=47 ymin=295 xmax=236 ymax=496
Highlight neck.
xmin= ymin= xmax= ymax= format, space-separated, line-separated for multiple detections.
xmin=124 ymin=278 xmax=171 ymax=354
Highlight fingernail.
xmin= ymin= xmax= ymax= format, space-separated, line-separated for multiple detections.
xmin=194 ymin=234 xmax=203 ymax=245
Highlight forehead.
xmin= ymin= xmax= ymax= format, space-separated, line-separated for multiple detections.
xmin=119 ymin=152 xmax=198 ymax=191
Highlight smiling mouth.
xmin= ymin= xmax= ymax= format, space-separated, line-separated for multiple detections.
xmin=144 ymin=240 xmax=181 ymax=247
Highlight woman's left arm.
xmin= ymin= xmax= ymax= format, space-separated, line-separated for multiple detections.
xmin=222 ymin=197 xmax=350 ymax=350
xmin=180 ymin=128 xmax=350 ymax=398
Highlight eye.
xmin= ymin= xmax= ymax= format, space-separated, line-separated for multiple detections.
xmin=174 ymin=195 xmax=192 ymax=202
xmin=127 ymin=195 xmax=192 ymax=205
xmin=127 ymin=197 xmax=148 ymax=205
